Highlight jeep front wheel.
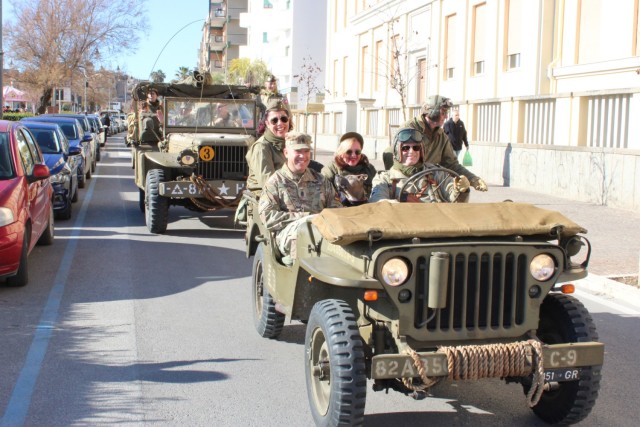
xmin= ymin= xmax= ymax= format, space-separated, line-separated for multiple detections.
xmin=527 ymin=293 xmax=601 ymax=424
xmin=305 ymin=299 xmax=367 ymax=427
xmin=145 ymin=169 xmax=169 ymax=234
xmin=252 ymin=243 xmax=285 ymax=338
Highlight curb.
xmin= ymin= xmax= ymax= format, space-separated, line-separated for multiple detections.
xmin=573 ymin=274 xmax=640 ymax=315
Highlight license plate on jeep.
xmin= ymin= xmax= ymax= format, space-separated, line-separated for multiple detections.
xmin=544 ymin=368 xmax=581 ymax=382
xmin=159 ymin=181 xmax=243 ymax=198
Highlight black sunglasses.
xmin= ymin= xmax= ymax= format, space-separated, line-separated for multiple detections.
xmin=269 ymin=115 xmax=289 ymax=125
xmin=345 ymin=149 xmax=362 ymax=156
xmin=396 ymin=128 xmax=423 ymax=143
xmin=401 ymin=145 xmax=421 ymax=152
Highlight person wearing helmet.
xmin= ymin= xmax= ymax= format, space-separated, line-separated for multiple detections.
xmin=396 ymin=95 xmax=488 ymax=192
xmin=370 ymin=128 xmax=471 ymax=203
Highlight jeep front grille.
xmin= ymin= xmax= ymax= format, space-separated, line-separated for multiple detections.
xmin=196 ymin=145 xmax=248 ymax=180
xmin=414 ymin=251 xmax=528 ymax=332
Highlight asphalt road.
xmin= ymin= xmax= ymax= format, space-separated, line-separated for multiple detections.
xmin=1 ymin=135 xmax=639 ymax=426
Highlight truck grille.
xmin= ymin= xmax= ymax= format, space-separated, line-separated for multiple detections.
xmin=414 ymin=250 xmax=528 ymax=332
xmin=196 ymin=145 xmax=248 ymax=180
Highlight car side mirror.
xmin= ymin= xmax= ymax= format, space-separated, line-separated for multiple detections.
xmin=82 ymin=134 xmax=93 ymax=142
xmin=68 ymin=146 xmax=82 ymax=156
xmin=28 ymin=163 xmax=50 ymax=183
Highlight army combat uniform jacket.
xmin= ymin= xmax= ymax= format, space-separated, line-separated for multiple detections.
xmin=259 ymin=165 xmax=341 ymax=233
xmin=245 ymin=135 xmax=286 ymax=193
xmin=402 ymin=117 xmax=478 ymax=181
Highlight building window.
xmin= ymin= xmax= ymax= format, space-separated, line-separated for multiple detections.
xmin=418 ymin=58 xmax=426 ymax=104
xmin=447 ymin=67 xmax=455 ymax=78
xmin=285 ymin=46 xmax=290 ymax=56
xmin=506 ymin=0 xmax=522 ymax=70
xmin=214 ymin=60 xmax=223 ymax=68
xmin=263 ymin=32 xmax=268 ymax=43
xmin=375 ymin=40 xmax=383 ymax=91
xmin=508 ymin=53 xmax=520 ymax=69
xmin=214 ymin=8 xmax=225 ymax=17
xmin=360 ymin=45 xmax=369 ymax=94
xmin=444 ymin=14 xmax=456 ymax=80
xmin=342 ymin=56 xmax=348 ymax=96
xmin=215 ymin=35 xmax=223 ymax=43
xmin=264 ymin=0 xmax=273 ymax=8
xmin=472 ymin=3 xmax=486 ymax=76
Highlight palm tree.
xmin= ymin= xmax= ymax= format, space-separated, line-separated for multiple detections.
xmin=149 ymin=69 xmax=166 ymax=83
xmin=175 ymin=66 xmax=191 ymax=80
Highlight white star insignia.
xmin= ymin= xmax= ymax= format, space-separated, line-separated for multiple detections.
xmin=218 ymin=183 xmax=229 ymax=195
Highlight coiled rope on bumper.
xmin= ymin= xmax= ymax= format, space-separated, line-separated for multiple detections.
xmin=404 ymin=339 xmax=545 ymax=407
xmin=188 ymin=174 xmax=242 ymax=212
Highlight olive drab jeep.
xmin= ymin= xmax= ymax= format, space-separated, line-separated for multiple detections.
xmin=244 ymin=184 xmax=604 ymax=426
xmin=130 ymin=76 xmax=259 ymax=233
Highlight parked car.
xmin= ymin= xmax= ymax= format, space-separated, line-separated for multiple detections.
xmin=48 ymin=114 xmax=99 ymax=163
xmin=87 ymin=114 xmax=106 ymax=147
xmin=22 ymin=116 xmax=93 ymax=188
xmin=0 ymin=120 xmax=54 ymax=287
xmin=22 ymin=122 xmax=81 ymax=220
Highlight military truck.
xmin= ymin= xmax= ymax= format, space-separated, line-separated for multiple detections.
xmin=243 ymin=175 xmax=603 ymax=426
xmin=130 ymin=79 xmax=258 ymax=233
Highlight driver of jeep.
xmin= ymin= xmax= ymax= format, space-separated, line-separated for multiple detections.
xmin=258 ymin=132 xmax=341 ymax=265
xmin=369 ymin=128 xmax=471 ymax=203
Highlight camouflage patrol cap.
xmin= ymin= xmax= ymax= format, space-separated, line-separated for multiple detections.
xmin=265 ymin=97 xmax=290 ymax=115
xmin=420 ymin=95 xmax=453 ymax=115
xmin=285 ymin=132 xmax=312 ymax=150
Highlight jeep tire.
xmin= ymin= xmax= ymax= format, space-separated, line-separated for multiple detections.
xmin=305 ymin=299 xmax=367 ymax=427
xmin=145 ymin=169 xmax=169 ymax=234
xmin=252 ymin=243 xmax=285 ymax=338
xmin=527 ymin=293 xmax=601 ymax=424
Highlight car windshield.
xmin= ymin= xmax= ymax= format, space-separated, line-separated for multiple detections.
xmin=31 ymin=130 xmax=61 ymax=154
xmin=0 ymin=134 xmax=15 ymax=179
xmin=59 ymin=123 xmax=78 ymax=139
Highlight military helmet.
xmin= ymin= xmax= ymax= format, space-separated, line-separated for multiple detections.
xmin=420 ymin=95 xmax=453 ymax=121
xmin=393 ymin=128 xmax=424 ymax=161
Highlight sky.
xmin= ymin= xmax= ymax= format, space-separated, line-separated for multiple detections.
xmin=2 ymin=0 xmax=209 ymax=81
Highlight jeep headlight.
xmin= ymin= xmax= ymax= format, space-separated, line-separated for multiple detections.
xmin=178 ymin=149 xmax=197 ymax=166
xmin=381 ymin=258 xmax=410 ymax=286
xmin=530 ymin=254 xmax=556 ymax=281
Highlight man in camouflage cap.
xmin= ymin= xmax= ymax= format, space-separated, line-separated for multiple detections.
xmin=397 ymin=95 xmax=488 ymax=192
xmin=259 ymin=132 xmax=341 ymax=265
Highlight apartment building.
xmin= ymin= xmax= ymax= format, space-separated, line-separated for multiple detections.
xmin=199 ymin=0 xmax=249 ymax=74
xmin=311 ymin=0 xmax=640 ymax=210
xmin=239 ymin=0 xmax=327 ymax=108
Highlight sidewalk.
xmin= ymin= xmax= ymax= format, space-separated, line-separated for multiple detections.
xmin=314 ymin=149 xmax=640 ymax=282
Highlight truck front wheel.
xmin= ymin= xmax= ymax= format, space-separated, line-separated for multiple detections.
xmin=145 ymin=169 xmax=169 ymax=234
xmin=527 ymin=293 xmax=601 ymax=424
xmin=305 ymin=299 xmax=367 ymax=427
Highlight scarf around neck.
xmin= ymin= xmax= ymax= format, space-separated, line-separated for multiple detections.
xmin=393 ymin=159 xmax=423 ymax=177
xmin=262 ymin=129 xmax=285 ymax=151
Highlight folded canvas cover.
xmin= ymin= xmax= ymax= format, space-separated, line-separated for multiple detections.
xmin=312 ymin=202 xmax=587 ymax=246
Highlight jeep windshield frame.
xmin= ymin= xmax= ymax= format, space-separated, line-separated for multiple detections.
xmin=164 ymin=98 xmax=256 ymax=133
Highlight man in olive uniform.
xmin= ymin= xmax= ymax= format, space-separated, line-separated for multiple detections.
xmin=399 ymin=95 xmax=488 ymax=192
xmin=259 ymin=132 xmax=341 ymax=265
xmin=257 ymin=74 xmax=288 ymax=118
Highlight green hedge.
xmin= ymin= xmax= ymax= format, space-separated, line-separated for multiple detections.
xmin=1 ymin=112 xmax=36 ymax=121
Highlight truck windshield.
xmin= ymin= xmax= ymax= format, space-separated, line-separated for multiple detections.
xmin=165 ymin=99 xmax=256 ymax=130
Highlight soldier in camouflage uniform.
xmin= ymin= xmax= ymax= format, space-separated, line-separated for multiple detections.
xmin=246 ymin=98 xmax=292 ymax=194
xmin=259 ymin=132 xmax=341 ymax=265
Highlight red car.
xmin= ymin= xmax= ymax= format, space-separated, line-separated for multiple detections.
xmin=0 ymin=120 xmax=54 ymax=287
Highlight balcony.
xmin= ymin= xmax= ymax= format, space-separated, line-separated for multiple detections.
xmin=210 ymin=34 xmax=226 ymax=50
xmin=210 ymin=3 xmax=227 ymax=27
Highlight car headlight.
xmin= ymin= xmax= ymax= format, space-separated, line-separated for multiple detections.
xmin=530 ymin=254 xmax=556 ymax=281
xmin=0 ymin=207 xmax=15 ymax=227
xmin=381 ymin=257 xmax=410 ymax=286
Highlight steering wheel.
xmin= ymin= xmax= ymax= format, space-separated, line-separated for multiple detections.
xmin=398 ymin=166 xmax=461 ymax=203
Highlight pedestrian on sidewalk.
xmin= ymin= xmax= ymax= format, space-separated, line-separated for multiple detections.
xmin=443 ymin=110 xmax=469 ymax=158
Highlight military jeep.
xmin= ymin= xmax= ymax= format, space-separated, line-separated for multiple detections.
xmin=130 ymin=80 xmax=258 ymax=233
xmin=244 ymin=197 xmax=604 ymax=426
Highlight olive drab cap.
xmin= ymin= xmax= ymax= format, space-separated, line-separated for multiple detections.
xmin=266 ymin=74 xmax=277 ymax=82
xmin=420 ymin=95 xmax=453 ymax=115
xmin=285 ymin=132 xmax=312 ymax=150
xmin=265 ymin=98 xmax=290 ymax=115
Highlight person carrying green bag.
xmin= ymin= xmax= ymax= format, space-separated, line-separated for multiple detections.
xmin=463 ymin=149 xmax=473 ymax=166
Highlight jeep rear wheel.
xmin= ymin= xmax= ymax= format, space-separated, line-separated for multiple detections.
xmin=252 ymin=244 xmax=284 ymax=338
xmin=305 ymin=299 xmax=367 ymax=427
xmin=145 ymin=169 xmax=169 ymax=234
xmin=527 ymin=293 xmax=601 ymax=424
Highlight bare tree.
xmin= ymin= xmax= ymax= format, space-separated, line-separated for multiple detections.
xmin=293 ymin=56 xmax=325 ymax=113
xmin=4 ymin=0 xmax=148 ymax=113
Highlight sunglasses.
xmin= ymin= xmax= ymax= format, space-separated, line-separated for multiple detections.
xmin=396 ymin=128 xmax=423 ymax=143
xmin=401 ymin=145 xmax=421 ymax=152
xmin=269 ymin=116 xmax=289 ymax=125
xmin=345 ymin=149 xmax=362 ymax=156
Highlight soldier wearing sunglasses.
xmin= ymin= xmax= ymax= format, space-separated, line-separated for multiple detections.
xmin=246 ymin=99 xmax=294 ymax=194
xmin=321 ymin=131 xmax=377 ymax=206
xmin=370 ymin=128 xmax=471 ymax=203
xmin=395 ymin=95 xmax=488 ymax=192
